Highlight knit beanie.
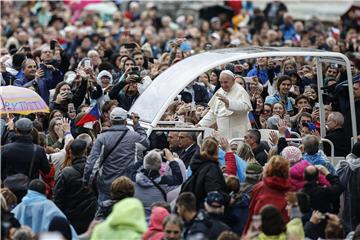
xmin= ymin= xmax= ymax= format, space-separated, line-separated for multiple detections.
xmin=282 ymin=146 xmax=302 ymax=164
xmin=246 ymin=163 xmax=263 ymax=174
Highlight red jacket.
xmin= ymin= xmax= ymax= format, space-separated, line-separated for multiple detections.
xmin=243 ymin=176 xmax=290 ymax=234
xmin=225 ymin=152 xmax=237 ymax=176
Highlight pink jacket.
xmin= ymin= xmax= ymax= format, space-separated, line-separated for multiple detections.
xmin=143 ymin=207 xmax=170 ymax=240
xmin=289 ymin=160 xmax=330 ymax=191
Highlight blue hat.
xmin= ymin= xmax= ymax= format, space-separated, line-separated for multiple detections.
xmin=180 ymin=42 xmax=192 ymax=53
xmin=205 ymin=191 xmax=224 ymax=208
xmin=304 ymin=122 xmax=317 ymax=132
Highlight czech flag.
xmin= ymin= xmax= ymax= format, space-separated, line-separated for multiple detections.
xmin=76 ymin=103 xmax=100 ymax=127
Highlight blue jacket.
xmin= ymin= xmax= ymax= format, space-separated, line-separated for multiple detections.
xmin=187 ymin=149 xmax=247 ymax=182
xmin=247 ymin=67 xmax=269 ymax=85
xmin=218 ymin=149 xmax=247 ymax=182
xmin=265 ymin=92 xmax=294 ymax=112
xmin=14 ymin=68 xmax=63 ymax=104
xmin=280 ymin=24 xmax=296 ymax=41
xmin=303 ymin=151 xmax=336 ymax=175
xmin=12 ymin=190 xmax=77 ymax=239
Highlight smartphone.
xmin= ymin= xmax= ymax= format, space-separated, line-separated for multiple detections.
xmin=84 ymin=59 xmax=91 ymax=68
xmin=314 ymin=102 xmax=320 ymax=111
xmin=68 ymin=103 xmax=75 ymax=113
xmin=204 ymin=43 xmax=212 ymax=51
xmin=123 ymin=42 xmax=137 ymax=49
xmin=50 ymin=40 xmax=56 ymax=50
xmin=304 ymin=85 xmax=312 ymax=92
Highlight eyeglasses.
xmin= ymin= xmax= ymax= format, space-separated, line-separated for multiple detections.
xmin=165 ymin=230 xmax=180 ymax=234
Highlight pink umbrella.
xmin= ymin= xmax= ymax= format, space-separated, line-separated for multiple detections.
xmin=0 ymin=86 xmax=49 ymax=115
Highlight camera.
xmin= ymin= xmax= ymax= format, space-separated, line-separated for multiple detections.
xmin=160 ymin=150 xmax=167 ymax=162
xmin=130 ymin=66 xmax=140 ymax=73
xmin=84 ymin=59 xmax=91 ymax=69
xmin=320 ymin=213 xmax=329 ymax=221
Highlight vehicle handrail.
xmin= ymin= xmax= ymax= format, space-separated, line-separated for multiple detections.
xmin=229 ymin=137 xmax=335 ymax=164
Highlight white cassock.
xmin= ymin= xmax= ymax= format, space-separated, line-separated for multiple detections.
xmin=199 ymin=83 xmax=252 ymax=139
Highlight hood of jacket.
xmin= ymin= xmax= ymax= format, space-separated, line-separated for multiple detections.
xmin=263 ymin=176 xmax=290 ymax=191
xmin=190 ymin=154 xmax=217 ymax=173
xmin=135 ymin=170 xmax=161 ymax=188
xmin=143 ymin=207 xmax=169 ymax=239
xmin=258 ymin=232 xmax=286 ymax=240
xmin=303 ymin=151 xmax=328 ymax=165
xmin=105 ymin=198 xmax=146 ymax=233
xmin=289 ymin=160 xmax=330 ymax=191
xmin=97 ymin=70 xmax=113 ymax=86
xmin=21 ymin=190 xmax=47 ymax=204
xmin=345 ymin=154 xmax=360 ymax=171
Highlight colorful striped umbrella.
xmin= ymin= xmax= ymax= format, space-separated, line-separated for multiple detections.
xmin=0 ymin=86 xmax=49 ymax=115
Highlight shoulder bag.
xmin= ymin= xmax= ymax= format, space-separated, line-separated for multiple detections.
xmin=88 ymin=130 xmax=128 ymax=192
xmin=144 ymin=174 xmax=167 ymax=201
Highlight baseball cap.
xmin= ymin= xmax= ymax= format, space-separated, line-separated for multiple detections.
xmin=15 ymin=118 xmax=33 ymax=134
xmin=205 ymin=191 xmax=224 ymax=208
xmin=110 ymin=107 xmax=128 ymax=121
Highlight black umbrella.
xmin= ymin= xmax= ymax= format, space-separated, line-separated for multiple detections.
xmin=199 ymin=5 xmax=235 ymax=21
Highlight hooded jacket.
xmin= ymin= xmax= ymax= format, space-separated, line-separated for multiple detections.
xmin=181 ymin=154 xmax=228 ymax=210
xmin=96 ymin=70 xmax=113 ymax=107
xmin=132 ymin=161 xmax=182 ymax=219
xmin=289 ymin=160 xmax=330 ymax=191
xmin=243 ymin=176 xmax=291 ymax=234
xmin=91 ymin=198 xmax=146 ymax=240
xmin=336 ymin=153 xmax=360 ymax=231
xmin=143 ymin=207 xmax=170 ymax=240
xmin=303 ymin=151 xmax=336 ymax=175
xmin=12 ymin=190 xmax=77 ymax=239
xmin=53 ymin=156 xmax=97 ymax=234
xmin=84 ymin=123 xmax=150 ymax=202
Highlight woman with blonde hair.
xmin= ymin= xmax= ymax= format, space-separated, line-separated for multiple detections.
xmin=181 ymin=137 xmax=228 ymax=209
xmin=243 ymin=155 xmax=291 ymax=233
xmin=237 ymin=143 xmax=257 ymax=163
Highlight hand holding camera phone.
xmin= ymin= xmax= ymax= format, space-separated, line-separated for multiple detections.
xmin=50 ymin=39 xmax=57 ymax=50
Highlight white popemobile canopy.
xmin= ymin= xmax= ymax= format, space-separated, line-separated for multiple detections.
xmin=129 ymin=47 xmax=357 ymax=144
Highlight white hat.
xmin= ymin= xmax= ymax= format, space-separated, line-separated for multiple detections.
xmin=110 ymin=107 xmax=128 ymax=121
xmin=220 ymin=70 xmax=235 ymax=79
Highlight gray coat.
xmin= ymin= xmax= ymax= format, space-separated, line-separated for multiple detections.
xmin=132 ymin=161 xmax=183 ymax=220
xmin=83 ymin=123 xmax=150 ymax=200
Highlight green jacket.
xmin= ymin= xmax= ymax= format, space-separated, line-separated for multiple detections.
xmin=91 ymin=198 xmax=147 ymax=240
xmin=257 ymin=218 xmax=304 ymax=240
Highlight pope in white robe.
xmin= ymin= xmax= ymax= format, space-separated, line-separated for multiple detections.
xmin=198 ymin=70 xmax=252 ymax=139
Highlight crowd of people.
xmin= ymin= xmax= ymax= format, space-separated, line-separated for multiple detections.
xmin=1 ymin=0 xmax=360 ymax=239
